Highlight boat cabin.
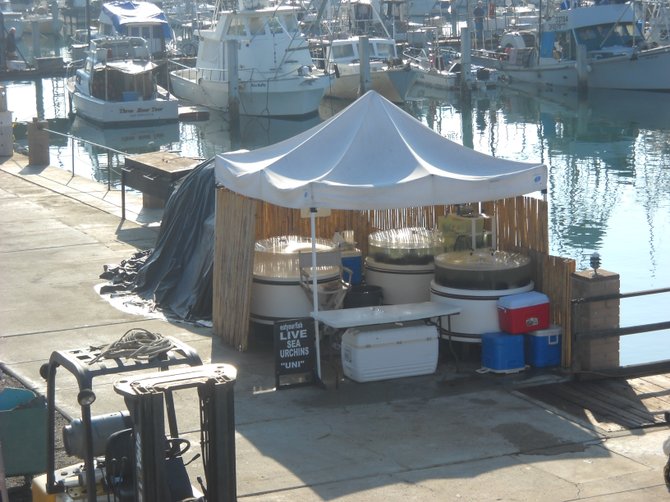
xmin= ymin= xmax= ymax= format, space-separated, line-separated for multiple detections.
xmin=98 ymin=0 xmax=174 ymax=57
xmin=196 ymin=1 xmax=316 ymax=83
xmin=326 ymin=37 xmax=401 ymax=66
xmin=78 ymin=37 xmax=156 ymax=102
xmin=540 ymin=4 xmax=646 ymax=62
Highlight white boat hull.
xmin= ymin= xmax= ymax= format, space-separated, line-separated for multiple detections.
xmin=170 ymin=68 xmax=329 ymax=117
xmin=69 ymin=88 xmax=179 ymax=126
xmin=586 ymin=47 xmax=670 ymax=90
xmin=325 ymin=66 xmax=417 ymax=102
xmin=412 ymin=69 xmax=460 ymax=90
xmin=499 ymin=60 xmax=579 ymax=88
xmin=501 ymin=46 xmax=670 ymax=91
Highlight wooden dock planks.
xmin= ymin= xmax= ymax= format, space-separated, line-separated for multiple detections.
xmin=520 ymin=374 xmax=670 ymax=432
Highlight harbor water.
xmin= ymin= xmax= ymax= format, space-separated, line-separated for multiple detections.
xmin=4 ymin=76 xmax=669 ymax=367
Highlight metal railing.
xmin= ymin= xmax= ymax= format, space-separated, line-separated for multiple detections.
xmin=43 ymin=127 xmax=140 ymax=219
xmin=169 ymin=61 xmax=229 ymax=83
xmin=571 ymin=286 xmax=670 ymax=378
xmin=44 ymin=127 xmax=130 ymax=192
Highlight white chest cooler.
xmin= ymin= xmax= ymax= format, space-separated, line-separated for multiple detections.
xmin=341 ymin=323 xmax=439 ymax=382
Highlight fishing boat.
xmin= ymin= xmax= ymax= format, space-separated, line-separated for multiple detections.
xmin=98 ymin=0 xmax=176 ymax=57
xmin=169 ymin=0 xmax=331 ymax=117
xmin=67 ymin=36 xmax=179 ymax=126
xmin=479 ymin=2 xmax=670 ymax=91
xmin=315 ymin=36 xmax=419 ymax=102
xmin=404 ymin=46 xmax=500 ymax=92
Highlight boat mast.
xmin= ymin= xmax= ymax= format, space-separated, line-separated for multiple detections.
xmin=537 ymin=0 xmax=542 ymax=65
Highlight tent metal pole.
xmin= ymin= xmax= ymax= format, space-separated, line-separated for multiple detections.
xmin=310 ymin=208 xmax=322 ymax=380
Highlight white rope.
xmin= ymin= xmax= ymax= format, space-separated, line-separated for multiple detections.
xmin=89 ymin=328 xmax=174 ymax=364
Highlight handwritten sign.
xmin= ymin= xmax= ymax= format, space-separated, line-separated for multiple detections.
xmin=274 ymin=318 xmax=316 ymax=388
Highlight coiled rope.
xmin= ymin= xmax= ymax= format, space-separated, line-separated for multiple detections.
xmin=89 ymin=328 xmax=174 ymax=364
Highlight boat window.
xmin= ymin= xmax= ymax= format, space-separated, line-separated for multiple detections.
xmin=227 ymin=18 xmax=247 ymax=36
xmin=331 ymin=44 xmax=355 ymax=60
xmin=576 ymin=23 xmax=632 ymax=50
xmin=130 ymin=26 xmax=140 ymax=37
xmin=142 ymin=27 xmax=151 ymax=40
xmin=280 ymin=14 xmax=298 ymax=34
xmin=248 ymin=16 xmax=265 ymax=36
xmin=614 ymin=22 xmax=638 ymax=45
xmin=375 ymin=42 xmax=396 ymax=58
xmin=267 ymin=17 xmax=284 ymax=35
xmin=153 ymin=26 xmax=163 ymax=38
xmin=574 ymin=26 xmax=602 ymax=51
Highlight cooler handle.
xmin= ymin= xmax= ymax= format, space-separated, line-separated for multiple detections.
xmin=548 ymin=334 xmax=560 ymax=345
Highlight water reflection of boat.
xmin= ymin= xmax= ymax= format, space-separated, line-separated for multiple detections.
xmin=499 ymin=83 xmax=670 ymax=256
xmin=505 ymin=82 xmax=670 ymax=132
xmin=237 ymin=113 xmax=321 ymax=150
xmin=70 ymin=116 xmax=180 ymax=153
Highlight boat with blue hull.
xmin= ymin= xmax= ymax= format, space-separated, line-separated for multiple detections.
xmin=479 ymin=2 xmax=670 ymax=91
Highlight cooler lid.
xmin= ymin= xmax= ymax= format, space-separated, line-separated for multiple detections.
xmin=343 ymin=324 xmax=437 ymax=347
xmin=497 ymin=291 xmax=549 ymax=309
xmin=527 ymin=325 xmax=561 ymax=337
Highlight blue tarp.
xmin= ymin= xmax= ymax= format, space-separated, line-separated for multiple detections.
xmin=101 ymin=1 xmax=173 ymax=39
xmin=99 ymin=158 xmax=215 ymax=321
xmin=133 ymin=159 xmax=216 ymax=320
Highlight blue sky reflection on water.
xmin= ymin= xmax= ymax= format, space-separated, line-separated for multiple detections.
xmin=5 ymin=78 xmax=670 ymax=365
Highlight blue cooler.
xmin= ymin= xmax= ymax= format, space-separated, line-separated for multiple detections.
xmin=341 ymin=248 xmax=363 ymax=285
xmin=481 ymin=332 xmax=525 ymax=373
xmin=525 ymin=325 xmax=562 ymax=367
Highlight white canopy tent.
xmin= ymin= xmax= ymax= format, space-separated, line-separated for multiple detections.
xmin=215 ymin=91 xmax=546 ymax=210
xmin=215 ymin=91 xmax=548 ymax=379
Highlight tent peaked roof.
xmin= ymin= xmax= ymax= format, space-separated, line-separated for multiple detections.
xmin=215 ymin=91 xmax=547 ymax=210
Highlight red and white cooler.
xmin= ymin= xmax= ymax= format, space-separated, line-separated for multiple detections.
xmin=497 ymin=291 xmax=550 ymax=334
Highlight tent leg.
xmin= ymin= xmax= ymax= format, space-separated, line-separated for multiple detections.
xmin=310 ymin=209 xmax=323 ymax=384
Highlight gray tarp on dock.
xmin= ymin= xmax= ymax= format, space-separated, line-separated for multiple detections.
xmin=102 ymin=158 xmax=216 ymax=320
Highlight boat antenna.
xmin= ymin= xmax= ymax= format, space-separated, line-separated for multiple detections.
xmin=537 ymin=0 xmax=542 ymax=66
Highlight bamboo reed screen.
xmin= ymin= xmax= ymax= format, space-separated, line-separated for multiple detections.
xmin=213 ymin=189 xmax=257 ymax=351
xmin=214 ymin=189 xmax=576 ymax=366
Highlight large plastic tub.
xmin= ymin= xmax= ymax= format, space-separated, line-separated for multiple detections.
xmin=0 ymin=387 xmax=47 ymax=477
xmin=365 ymin=256 xmax=434 ymax=305
xmin=341 ymin=324 xmax=438 ymax=382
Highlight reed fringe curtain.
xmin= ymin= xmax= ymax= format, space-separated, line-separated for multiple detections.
xmin=214 ymin=189 xmax=575 ymax=366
